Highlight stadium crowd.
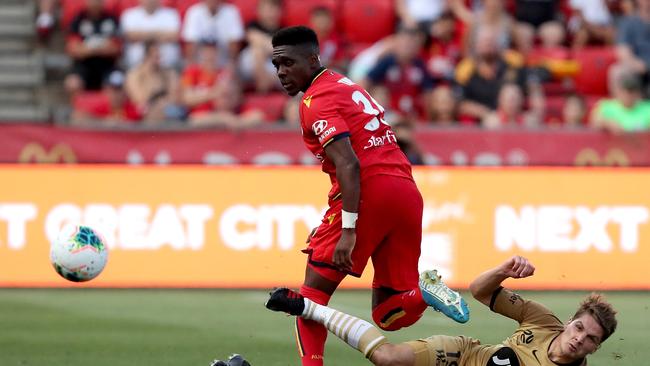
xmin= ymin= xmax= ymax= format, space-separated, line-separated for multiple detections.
xmin=35 ymin=0 xmax=650 ymax=134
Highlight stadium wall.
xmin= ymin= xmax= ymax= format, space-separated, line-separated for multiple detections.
xmin=1 ymin=166 xmax=648 ymax=290
xmin=3 ymin=123 xmax=650 ymax=166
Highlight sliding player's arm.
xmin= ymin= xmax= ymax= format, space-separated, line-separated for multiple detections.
xmin=471 ymin=256 xmax=564 ymax=328
xmin=469 ymin=255 xmax=535 ymax=307
xmin=325 ymin=137 xmax=360 ymax=272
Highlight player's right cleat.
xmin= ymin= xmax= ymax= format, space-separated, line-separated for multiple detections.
xmin=265 ymin=287 xmax=305 ymax=316
xmin=419 ymin=270 xmax=470 ymax=323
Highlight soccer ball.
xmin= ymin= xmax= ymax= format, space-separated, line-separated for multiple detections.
xmin=50 ymin=224 xmax=108 ymax=282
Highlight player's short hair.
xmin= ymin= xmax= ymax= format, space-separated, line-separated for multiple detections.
xmin=572 ymin=293 xmax=617 ymax=343
xmin=272 ymin=26 xmax=319 ymax=54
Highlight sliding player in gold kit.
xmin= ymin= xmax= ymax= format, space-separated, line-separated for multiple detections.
xmin=267 ymin=255 xmax=617 ymax=366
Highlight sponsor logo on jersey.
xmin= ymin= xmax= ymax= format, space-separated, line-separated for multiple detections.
xmin=303 ymin=95 xmax=313 ymax=108
xmin=312 ymin=120 xmax=328 ymax=135
xmin=487 ymin=347 xmax=520 ymax=366
xmin=364 ymin=130 xmax=397 ymax=150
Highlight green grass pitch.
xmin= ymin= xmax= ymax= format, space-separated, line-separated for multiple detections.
xmin=0 ymin=289 xmax=646 ymax=365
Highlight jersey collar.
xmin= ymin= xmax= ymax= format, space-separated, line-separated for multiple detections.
xmin=302 ymin=67 xmax=327 ymax=93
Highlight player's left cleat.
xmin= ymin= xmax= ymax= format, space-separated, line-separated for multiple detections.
xmin=209 ymin=354 xmax=251 ymax=366
xmin=265 ymin=287 xmax=305 ymax=316
xmin=419 ymin=269 xmax=470 ymax=323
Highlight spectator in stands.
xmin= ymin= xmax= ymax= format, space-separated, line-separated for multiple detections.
xmin=238 ymin=0 xmax=283 ymax=93
xmin=362 ymin=26 xmax=434 ymax=121
xmin=188 ymin=77 xmax=265 ymax=129
xmin=611 ymin=0 xmax=650 ymax=95
xmin=182 ymin=40 xmax=232 ymax=120
xmin=121 ymin=0 xmax=181 ymax=69
xmin=424 ymin=12 xmax=463 ymax=81
xmin=427 ymin=84 xmax=458 ymax=125
xmin=36 ymin=0 xmax=57 ymax=39
xmin=393 ymin=121 xmax=425 ymax=165
xmin=182 ymin=0 xmax=245 ymax=64
xmin=511 ymin=0 xmax=563 ymax=54
xmin=64 ymin=0 xmax=121 ymax=96
xmin=591 ymin=71 xmax=650 ymax=132
xmin=562 ymin=93 xmax=588 ymax=127
xmin=395 ymin=0 xmax=447 ymax=32
xmin=568 ymin=0 xmax=615 ymax=50
xmin=71 ymin=70 xmax=141 ymax=125
xmin=310 ymin=6 xmax=347 ymax=72
xmin=125 ymin=41 xmax=184 ymax=123
xmin=449 ymin=0 xmax=520 ymax=53
xmin=482 ymin=82 xmax=543 ymax=128
xmin=455 ymin=28 xmax=528 ymax=122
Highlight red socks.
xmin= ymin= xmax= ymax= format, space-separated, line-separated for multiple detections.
xmin=295 ymin=285 xmax=332 ymax=366
xmin=371 ymin=288 xmax=428 ymax=331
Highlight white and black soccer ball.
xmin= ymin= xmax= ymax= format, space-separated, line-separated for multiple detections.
xmin=50 ymin=224 xmax=108 ymax=282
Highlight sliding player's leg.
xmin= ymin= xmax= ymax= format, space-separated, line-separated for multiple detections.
xmin=267 ymin=287 xmax=476 ymax=366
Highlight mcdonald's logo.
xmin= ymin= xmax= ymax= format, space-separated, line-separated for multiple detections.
xmin=18 ymin=143 xmax=77 ymax=163
xmin=574 ymin=148 xmax=629 ymax=166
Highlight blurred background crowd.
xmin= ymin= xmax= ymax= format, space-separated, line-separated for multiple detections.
xmin=16 ymin=0 xmax=650 ymax=134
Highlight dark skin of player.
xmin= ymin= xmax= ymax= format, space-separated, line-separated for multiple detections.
xmin=272 ymin=45 xmax=395 ymax=307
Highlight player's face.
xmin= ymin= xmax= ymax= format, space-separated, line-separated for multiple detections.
xmin=559 ymin=313 xmax=604 ymax=360
xmin=272 ymin=45 xmax=315 ymax=96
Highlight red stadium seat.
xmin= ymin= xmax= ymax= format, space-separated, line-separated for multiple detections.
xmin=61 ymin=0 xmax=120 ymax=30
xmin=242 ymin=92 xmax=289 ymax=122
xmin=72 ymin=91 xmax=110 ymax=115
xmin=117 ymin=0 xmax=176 ymax=15
xmin=572 ymin=48 xmax=617 ymax=96
xmin=282 ymin=0 xmax=338 ymax=27
xmin=341 ymin=0 xmax=395 ymax=43
xmin=544 ymin=95 xmax=564 ymax=123
xmin=228 ymin=0 xmax=260 ymax=24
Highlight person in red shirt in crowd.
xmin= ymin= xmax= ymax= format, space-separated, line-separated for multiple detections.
xmin=71 ymin=70 xmax=141 ymax=125
xmin=309 ymin=6 xmax=347 ymax=72
xmin=362 ymin=26 xmax=435 ymax=121
xmin=64 ymin=0 xmax=121 ymax=96
xmin=187 ymin=76 xmax=265 ymax=129
xmin=270 ymin=26 xmax=468 ymax=366
xmin=182 ymin=40 xmax=231 ymax=118
xmin=425 ymin=12 xmax=463 ymax=81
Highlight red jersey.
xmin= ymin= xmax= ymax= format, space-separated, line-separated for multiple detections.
xmin=299 ymin=69 xmax=413 ymax=200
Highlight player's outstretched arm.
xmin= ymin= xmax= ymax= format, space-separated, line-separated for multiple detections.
xmin=469 ymin=255 xmax=535 ymax=307
xmin=324 ymin=137 xmax=360 ymax=272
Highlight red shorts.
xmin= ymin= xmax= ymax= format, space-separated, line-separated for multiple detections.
xmin=303 ymin=174 xmax=423 ymax=291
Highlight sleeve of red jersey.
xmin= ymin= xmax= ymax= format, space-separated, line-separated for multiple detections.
xmin=302 ymin=95 xmax=350 ymax=148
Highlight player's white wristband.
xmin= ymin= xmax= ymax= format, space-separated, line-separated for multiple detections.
xmin=341 ymin=210 xmax=358 ymax=229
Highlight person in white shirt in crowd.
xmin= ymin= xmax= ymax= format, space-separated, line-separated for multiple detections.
xmin=182 ymin=0 xmax=245 ymax=64
xmin=568 ymin=0 xmax=615 ymax=50
xmin=395 ymin=0 xmax=448 ymax=32
xmin=120 ymin=0 xmax=181 ymax=69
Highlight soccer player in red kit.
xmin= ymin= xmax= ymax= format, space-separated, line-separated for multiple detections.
xmin=267 ymin=26 xmax=469 ymax=366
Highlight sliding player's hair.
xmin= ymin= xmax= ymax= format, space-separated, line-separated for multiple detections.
xmin=573 ymin=293 xmax=617 ymax=343
xmin=272 ymin=26 xmax=319 ymax=54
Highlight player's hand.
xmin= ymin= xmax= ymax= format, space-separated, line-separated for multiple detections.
xmin=333 ymin=229 xmax=355 ymax=272
xmin=500 ymin=255 xmax=535 ymax=279
xmin=306 ymin=227 xmax=318 ymax=244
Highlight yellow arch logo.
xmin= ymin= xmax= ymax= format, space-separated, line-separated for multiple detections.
xmin=574 ymin=148 xmax=629 ymax=166
xmin=18 ymin=143 xmax=77 ymax=163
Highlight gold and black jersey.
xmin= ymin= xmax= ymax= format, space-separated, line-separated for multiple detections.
xmin=491 ymin=287 xmax=586 ymax=366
